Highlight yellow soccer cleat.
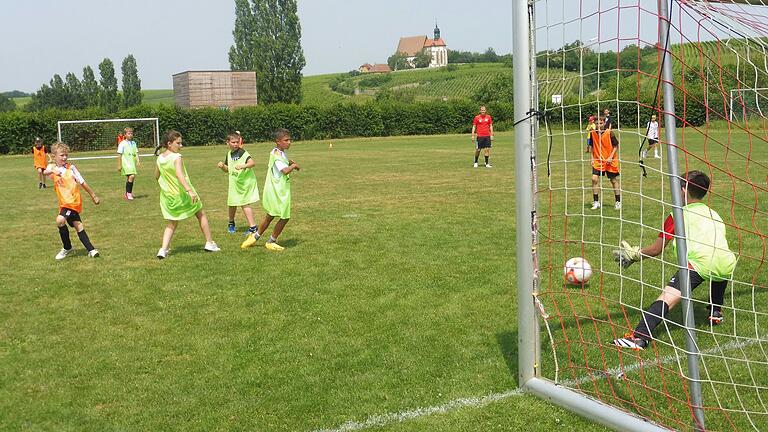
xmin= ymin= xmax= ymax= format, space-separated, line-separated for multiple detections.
xmin=241 ymin=234 xmax=258 ymax=249
xmin=265 ymin=242 xmax=285 ymax=252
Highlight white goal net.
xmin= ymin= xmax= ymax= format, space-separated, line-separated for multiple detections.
xmin=57 ymin=117 xmax=160 ymax=159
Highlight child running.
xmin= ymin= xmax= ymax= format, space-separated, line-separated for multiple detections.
xmin=117 ymin=127 xmax=140 ymax=200
xmin=33 ymin=137 xmax=50 ymax=189
xmin=217 ymin=131 xmax=260 ymax=234
xmin=44 ymin=142 xmax=101 ymax=259
xmin=155 ymin=130 xmax=220 ymax=259
xmin=241 ymin=128 xmax=300 ymax=251
xmin=612 ymin=170 xmax=736 ymax=350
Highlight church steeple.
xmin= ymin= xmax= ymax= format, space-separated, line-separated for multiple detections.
xmin=434 ymin=23 xmax=440 ymax=40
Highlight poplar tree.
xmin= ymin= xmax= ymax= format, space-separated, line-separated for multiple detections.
xmin=99 ymin=58 xmax=120 ymax=112
xmin=121 ymin=54 xmax=143 ymax=108
xmin=229 ymin=0 xmax=306 ymax=104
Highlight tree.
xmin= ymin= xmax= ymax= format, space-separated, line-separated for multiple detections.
xmin=99 ymin=58 xmax=120 ymax=112
xmin=414 ymin=50 xmax=432 ymax=68
xmin=121 ymin=54 xmax=142 ymax=108
xmin=82 ymin=66 xmax=99 ymax=107
xmin=387 ymin=51 xmax=410 ymax=71
xmin=229 ymin=0 xmax=306 ymax=104
xmin=0 ymin=93 xmax=15 ymax=112
xmin=64 ymin=72 xmax=86 ymax=109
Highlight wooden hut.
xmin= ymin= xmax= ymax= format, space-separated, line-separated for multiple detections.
xmin=172 ymin=71 xmax=257 ymax=108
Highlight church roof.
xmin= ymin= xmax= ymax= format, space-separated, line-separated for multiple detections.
xmin=396 ymin=35 xmax=428 ymax=56
xmin=424 ymin=38 xmax=446 ymax=47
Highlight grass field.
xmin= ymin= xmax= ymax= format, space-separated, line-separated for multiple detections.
xmin=11 ymin=89 xmax=174 ymax=109
xmin=0 ymin=133 xmax=611 ymax=431
xmin=5 ymin=127 xmax=768 ymax=431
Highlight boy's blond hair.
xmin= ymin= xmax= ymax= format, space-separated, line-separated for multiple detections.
xmin=124 ymin=126 xmax=134 ymax=133
xmin=51 ymin=142 xmax=70 ymax=154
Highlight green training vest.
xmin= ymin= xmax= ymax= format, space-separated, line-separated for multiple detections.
xmin=156 ymin=152 xmax=203 ymax=220
xmin=262 ymin=148 xmax=291 ymax=219
xmin=670 ymin=202 xmax=736 ymax=281
xmin=226 ymin=149 xmax=260 ymax=206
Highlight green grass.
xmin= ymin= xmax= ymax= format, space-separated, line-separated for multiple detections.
xmin=140 ymin=89 xmax=174 ymax=106
xmin=0 ymin=133 xmax=609 ymax=431
xmin=4 ymin=128 xmax=767 ymax=431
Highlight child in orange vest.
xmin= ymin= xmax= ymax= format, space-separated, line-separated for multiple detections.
xmin=44 ymin=142 xmax=101 ymax=260
xmin=33 ymin=137 xmax=50 ymax=189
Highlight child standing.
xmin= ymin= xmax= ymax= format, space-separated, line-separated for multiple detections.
xmin=643 ymin=114 xmax=661 ymax=159
xmin=241 ymin=128 xmax=300 ymax=251
xmin=44 ymin=142 xmax=101 ymax=259
xmin=33 ymin=137 xmax=50 ymax=189
xmin=585 ymin=115 xmax=596 ymax=153
xmin=117 ymin=127 xmax=140 ymax=200
xmin=216 ymin=131 xmax=260 ymax=234
xmin=155 ymin=130 xmax=220 ymax=259
xmin=612 ymin=170 xmax=736 ymax=350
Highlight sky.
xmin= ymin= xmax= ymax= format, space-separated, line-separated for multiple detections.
xmin=0 ymin=0 xmax=513 ymax=93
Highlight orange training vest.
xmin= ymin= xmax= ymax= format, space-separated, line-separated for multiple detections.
xmin=33 ymin=146 xmax=47 ymax=168
xmin=52 ymin=164 xmax=83 ymax=213
xmin=590 ymin=130 xmax=619 ymax=173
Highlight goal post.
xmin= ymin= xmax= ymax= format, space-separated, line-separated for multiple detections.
xmin=514 ymin=0 xmax=768 ymax=431
xmin=57 ymin=117 xmax=160 ymax=160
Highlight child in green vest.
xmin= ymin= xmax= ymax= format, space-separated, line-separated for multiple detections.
xmin=217 ymin=131 xmax=259 ymax=234
xmin=611 ymin=170 xmax=736 ymax=350
xmin=117 ymin=127 xmax=140 ymax=200
xmin=154 ymin=130 xmax=220 ymax=259
xmin=241 ymin=128 xmax=300 ymax=251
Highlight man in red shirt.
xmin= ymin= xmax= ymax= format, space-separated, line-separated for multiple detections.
xmin=471 ymin=105 xmax=494 ymax=168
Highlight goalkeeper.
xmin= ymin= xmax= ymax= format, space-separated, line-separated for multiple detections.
xmin=612 ymin=170 xmax=736 ymax=350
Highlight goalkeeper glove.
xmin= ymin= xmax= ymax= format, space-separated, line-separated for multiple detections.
xmin=613 ymin=240 xmax=642 ymax=269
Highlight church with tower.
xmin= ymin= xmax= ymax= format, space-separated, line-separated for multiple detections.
xmin=395 ymin=24 xmax=448 ymax=68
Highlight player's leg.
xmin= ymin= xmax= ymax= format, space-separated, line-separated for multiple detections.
xmin=609 ymin=173 xmax=621 ymax=209
xmin=38 ymin=168 xmax=46 ymax=188
xmin=708 ymin=280 xmax=728 ymax=325
xmin=591 ymin=171 xmax=601 ymax=209
xmin=158 ymin=220 xmax=178 ymax=259
xmin=242 ymin=213 xmax=273 ymax=249
xmin=242 ymin=206 xmax=258 ymax=233
xmin=484 ymin=146 xmax=492 ymax=168
xmin=473 ymin=146 xmax=481 ymax=168
xmin=195 ymin=209 xmax=219 ymax=252
xmin=55 ymin=213 xmax=73 ymax=259
xmin=265 ymin=218 xmax=290 ymax=251
xmin=227 ymin=206 xmax=237 ymax=233
xmin=72 ymin=218 xmax=98 ymax=257
xmin=126 ymin=174 xmax=135 ymax=200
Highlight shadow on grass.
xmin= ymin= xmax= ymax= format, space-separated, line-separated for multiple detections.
xmin=496 ymin=330 xmax=520 ymax=385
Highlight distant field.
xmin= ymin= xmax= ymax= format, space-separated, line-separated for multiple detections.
xmin=11 ymin=90 xmax=174 ymax=109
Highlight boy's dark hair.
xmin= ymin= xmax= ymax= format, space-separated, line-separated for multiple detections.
xmin=273 ymin=128 xmax=290 ymax=142
xmin=683 ymin=170 xmax=710 ymax=199
xmin=226 ymin=131 xmax=242 ymax=142
xmin=34 ymin=136 xmax=43 ymax=144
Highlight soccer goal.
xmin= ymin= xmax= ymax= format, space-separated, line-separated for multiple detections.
xmin=729 ymin=87 xmax=768 ymax=121
xmin=514 ymin=1 xmax=768 ymax=431
xmin=57 ymin=117 xmax=160 ymax=160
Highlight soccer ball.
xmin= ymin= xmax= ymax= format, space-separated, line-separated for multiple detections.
xmin=564 ymin=257 xmax=592 ymax=285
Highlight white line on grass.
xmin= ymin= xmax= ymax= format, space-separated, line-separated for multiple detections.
xmin=312 ymin=334 xmax=767 ymax=432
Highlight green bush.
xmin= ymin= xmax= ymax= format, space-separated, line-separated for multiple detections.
xmin=0 ymin=101 xmax=516 ymax=155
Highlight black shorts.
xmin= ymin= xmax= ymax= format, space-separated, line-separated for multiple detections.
xmin=476 ymin=136 xmax=492 ymax=149
xmin=648 ymin=139 xmax=658 ymax=145
xmin=668 ymin=268 xmax=728 ymax=293
xmin=592 ymin=168 xmax=620 ymax=179
xmin=59 ymin=207 xmax=82 ymax=227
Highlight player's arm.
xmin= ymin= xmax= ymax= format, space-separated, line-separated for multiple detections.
xmin=489 ymin=123 xmax=494 ymax=140
xmin=173 ymin=156 xmax=198 ymax=202
xmin=116 ymin=142 xmax=123 ymax=172
xmin=154 ymin=164 xmax=160 ymax=180
xmin=605 ymin=131 xmax=619 ymax=162
xmin=217 ymin=161 xmax=229 ymax=172
xmin=282 ymin=161 xmax=299 ymax=174
xmin=235 ymin=156 xmax=256 ymax=170
xmin=135 ymin=145 xmax=141 ymax=166
xmin=81 ymin=182 xmax=101 ymax=204
xmin=471 ymin=124 xmax=476 ymax=142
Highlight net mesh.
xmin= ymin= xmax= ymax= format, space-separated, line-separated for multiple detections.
xmin=58 ymin=118 xmax=159 ymax=153
xmin=531 ymin=0 xmax=768 ymax=429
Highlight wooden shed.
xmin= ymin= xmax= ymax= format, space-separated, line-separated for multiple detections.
xmin=172 ymin=70 xmax=257 ymax=108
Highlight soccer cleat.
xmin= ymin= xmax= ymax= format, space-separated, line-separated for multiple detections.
xmin=126 ymin=192 xmax=134 ymax=200
xmin=591 ymin=201 xmax=601 ymax=210
xmin=614 ymin=201 xmax=622 ymax=210
xmin=42 ymin=183 xmax=47 ymax=189
xmin=227 ymin=223 xmax=236 ymax=234
xmin=88 ymin=249 xmax=100 ymax=258
xmin=485 ymin=164 xmax=493 ymax=168
xmin=709 ymin=309 xmax=724 ymax=325
xmin=265 ymin=242 xmax=285 ymax=252
xmin=204 ymin=241 xmax=221 ymax=252
xmin=157 ymin=248 xmax=169 ymax=259
xmin=612 ymin=333 xmax=648 ymax=350
xmin=55 ymin=248 xmax=73 ymax=260
xmin=473 ymin=162 xmax=478 ymax=168
xmin=241 ymin=234 xmax=258 ymax=249
xmin=641 ymin=150 xmax=647 ymax=158
xmin=38 ymin=183 xmax=43 ymax=189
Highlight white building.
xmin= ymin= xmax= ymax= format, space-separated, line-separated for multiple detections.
xmin=395 ymin=24 xmax=448 ymax=68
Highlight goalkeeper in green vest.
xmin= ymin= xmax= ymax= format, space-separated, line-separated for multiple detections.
xmin=612 ymin=170 xmax=736 ymax=350
xmin=241 ymin=128 xmax=300 ymax=251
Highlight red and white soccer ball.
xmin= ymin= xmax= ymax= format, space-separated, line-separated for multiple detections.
xmin=564 ymin=257 xmax=592 ymax=285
